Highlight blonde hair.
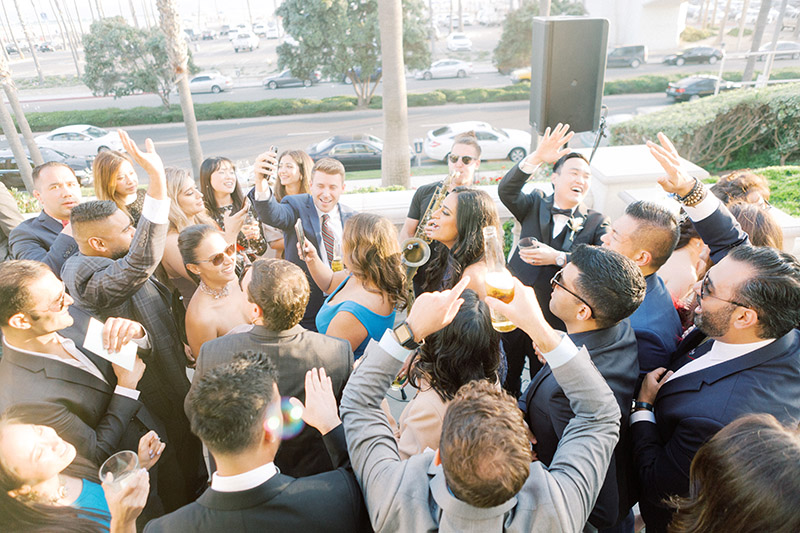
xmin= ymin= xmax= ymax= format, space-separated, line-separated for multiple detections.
xmin=165 ymin=167 xmax=214 ymax=233
xmin=93 ymin=150 xmax=135 ymax=213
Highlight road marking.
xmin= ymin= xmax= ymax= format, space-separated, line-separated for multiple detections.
xmin=287 ymin=131 xmax=329 ymax=136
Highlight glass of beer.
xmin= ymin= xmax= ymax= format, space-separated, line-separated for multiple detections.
xmin=482 ymin=226 xmax=517 ymax=332
xmin=331 ymin=237 xmax=344 ymax=272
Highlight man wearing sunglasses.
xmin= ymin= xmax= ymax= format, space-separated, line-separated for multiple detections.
xmin=520 ymin=244 xmax=646 ymax=531
xmin=498 ymin=123 xmax=610 ymax=397
xmin=62 ymin=131 xmax=207 ymax=511
xmin=399 ymin=132 xmax=483 ymax=294
xmin=628 ymin=133 xmax=800 ymax=533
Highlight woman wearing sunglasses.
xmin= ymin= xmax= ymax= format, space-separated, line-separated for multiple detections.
xmin=179 ymin=224 xmax=255 ymax=357
xmin=158 ymin=168 xmax=218 ymax=305
xmin=300 ymin=213 xmax=407 ymax=360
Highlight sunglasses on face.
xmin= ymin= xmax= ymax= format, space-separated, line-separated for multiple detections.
xmin=197 ymin=243 xmax=236 ymax=266
xmin=550 ymin=269 xmax=594 ymax=317
xmin=448 ymin=154 xmax=475 ymax=165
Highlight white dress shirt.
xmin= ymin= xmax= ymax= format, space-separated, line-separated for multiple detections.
xmin=211 ymin=462 xmax=278 ymax=492
xmin=140 ymin=194 xmax=171 ymax=225
xmin=314 ymin=204 xmax=343 ymax=267
xmin=551 ymin=205 xmax=574 ymax=239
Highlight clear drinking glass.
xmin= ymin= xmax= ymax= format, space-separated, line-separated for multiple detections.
xmin=99 ymin=450 xmax=140 ymax=491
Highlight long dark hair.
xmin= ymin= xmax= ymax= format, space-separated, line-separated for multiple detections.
xmin=0 ymin=412 xmax=109 ymax=532
xmin=669 ymin=413 xmax=800 ymax=533
xmin=423 ymin=187 xmax=500 ymax=292
xmin=200 ymin=157 xmax=245 ymax=220
xmin=408 ymin=289 xmax=500 ymax=401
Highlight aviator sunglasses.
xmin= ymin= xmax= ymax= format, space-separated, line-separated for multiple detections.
xmin=448 ymin=154 xmax=475 ymax=165
xmin=197 ymin=243 xmax=237 ymax=266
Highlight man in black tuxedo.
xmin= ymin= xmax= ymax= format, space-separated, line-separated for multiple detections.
xmin=8 ymin=162 xmax=80 ymax=276
xmin=630 ymin=134 xmax=800 ymax=533
xmin=250 ymin=156 xmax=356 ymax=331
xmin=146 ymin=352 xmax=371 ymax=533
xmin=498 ymin=123 xmax=610 ymax=395
xmin=520 ymin=244 xmax=645 ymax=531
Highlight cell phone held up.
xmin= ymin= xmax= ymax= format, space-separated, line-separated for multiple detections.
xmin=295 ymin=219 xmax=306 ymax=260
xmin=267 ymin=145 xmax=278 ymax=186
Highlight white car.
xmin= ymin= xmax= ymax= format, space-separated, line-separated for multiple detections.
xmin=423 ymin=121 xmax=531 ymax=162
xmin=446 ymin=32 xmax=472 ymax=51
xmin=189 ymin=72 xmax=233 ymax=93
xmin=415 ymin=59 xmax=473 ymax=80
xmin=232 ymin=32 xmax=259 ymax=52
xmin=35 ymin=125 xmax=124 ymax=157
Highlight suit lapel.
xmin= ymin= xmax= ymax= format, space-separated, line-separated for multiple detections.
xmin=523 ymin=363 xmax=553 ymax=413
xmin=198 ymin=474 xmax=295 ymax=511
xmin=5 ymin=346 xmax=111 ymax=395
xmin=304 ymin=196 xmax=322 ymax=249
xmin=563 ymin=205 xmax=588 ymax=251
xmin=539 ymin=196 xmax=554 ymax=245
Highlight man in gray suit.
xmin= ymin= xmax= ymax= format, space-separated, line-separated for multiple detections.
xmin=191 ymin=258 xmax=353 ymax=478
xmin=341 ymin=276 xmax=621 ymax=532
xmin=61 ymin=132 xmax=206 ymax=510
xmin=8 ymin=162 xmax=80 ymax=276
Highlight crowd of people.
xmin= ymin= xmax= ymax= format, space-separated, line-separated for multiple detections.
xmin=0 ymin=123 xmax=797 ymax=533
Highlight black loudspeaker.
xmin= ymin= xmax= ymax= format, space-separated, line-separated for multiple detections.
xmin=529 ymin=17 xmax=609 ymax=134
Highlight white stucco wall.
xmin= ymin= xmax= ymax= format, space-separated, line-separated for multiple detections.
xmin=584 ymin=0 xmax=686 ymax=52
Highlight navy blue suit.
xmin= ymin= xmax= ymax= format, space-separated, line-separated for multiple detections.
xmin=629 ymin=274 xmax=682 ymax=374
xmin=633 ymin=199 xmax=797 ymax=533
xmin=250 ymin=191 xmax=356 ymax=331
xmin=8 ymin=210 xmax=78 ymax=276
xmin=521 ymin=320 xmax=639 ymax=529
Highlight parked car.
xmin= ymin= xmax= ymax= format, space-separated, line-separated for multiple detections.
xmin=415 ymin=59 xmax=473 ymax=80
xmin=663 ymin=46 xmax=723 ymax=66
xmin=423 ymin=121 xmax=531 ymax=162
xmin=509 ymin=67 xmax=531 ymax=83
xmin=262 ymin=69 xmax=319 ymax=89
xmin=253 ymin=24 xmax=267 ymax=37
xmin=607 ymin=45 xmax=647 ymax=68
xmin=0 ymin=148 xmax=93 ymax=189
xmin=5 ymin=44 xmax=18 ymax=54
xmin=189 ymin=72 xmax=233 ymax=93
xmin=35 ymin=125 xmax=124 ymax=157
xmin=307 ymin=134 xmax=414 ymax=171
xmin=342 ymin=67 xmax=382 ymax=84
xmin=666 ymin=75 xmax=740 ymax=101
xmin=232 ymin=32 xmax=259 ymax=52
xmin=757 ymin=41 xmax=800 ymax=60
xmin=200 ymin=30 xmax=216 ymax=40
xmin=446 ymin=32 xmax=472 ymax=51
xmin=37 ymin=42 xmax=55 ymax=52
xmin=265 ymin=23 xmax=280 ymax=39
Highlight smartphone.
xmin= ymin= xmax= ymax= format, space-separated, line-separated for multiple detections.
xmin=294 ymin=219 xmax=306 ymax=260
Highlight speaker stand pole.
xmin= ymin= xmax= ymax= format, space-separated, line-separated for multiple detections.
xmin=529 ymin=123 xmax=540 ymax=158
xmin=589 ymin=105 xmax=608 ymax=164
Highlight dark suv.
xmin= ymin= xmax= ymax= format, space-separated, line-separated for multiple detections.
xmin=607 ymin=45 xmax=647 ymax=68
xmin=0 ymin=148 xmax=93 ymax=189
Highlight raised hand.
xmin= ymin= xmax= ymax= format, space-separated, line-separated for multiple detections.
xmin=522 ymin=123 xmax=575 ymax=169
xmin=103 ymin=468 xmax=149 ymax=533
xmin=405 ymin=276 xmax=470 ymax=342
xmin=253 ymin=150 xmax=278 ymax=193
xmin=647 ymin=132 xmax=696 ymax=197
xmin=291 ymin=368 xmax=341 ymax=435
xmin=118 ymin=130 xmax=165 ymax=181
xmin=223 ymin=199 xmax=250 ymax=244
xmin=137 ymin=430 xmax=165 ymax=470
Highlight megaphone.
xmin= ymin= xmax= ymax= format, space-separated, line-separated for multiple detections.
xmin=401 ymin=237 xmax=431 ymax=268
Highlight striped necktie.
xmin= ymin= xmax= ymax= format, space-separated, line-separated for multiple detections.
xmin=321 ymin=213 xmax=334 ymax=264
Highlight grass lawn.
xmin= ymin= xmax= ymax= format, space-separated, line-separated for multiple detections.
xmin=706 ymin=165 xmax=800 ymax=217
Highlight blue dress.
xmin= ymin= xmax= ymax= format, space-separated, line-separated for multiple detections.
xmin=316 ymin=275 xmax=396 ymax=360
xmin=71 ymin=479 xmax=111 ymax=527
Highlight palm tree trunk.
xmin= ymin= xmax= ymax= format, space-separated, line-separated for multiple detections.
xmin=378 ymin=0 xmax=410 ymax=188
xmin=709 ymin=0 xmax=719 ymax=28
xmin=71 ymin=0 xmax=85 ymax=35
xmin=128 ymin=0 xmax=139 ymax=27
xmin=51 ymin=0 xmax=81 ymax=76
xmin=33 ymin=0 xmax=50 ymax=42
xmin=736 ymin=0 xmax=750 ymax=50
xmin=0 ymin=101 xmax=34 ymax=192
xmin=742 ymin=0 xmax=773 ymax=82
xmin=1 ymin=2 xmax=25 ymax=59
xmin=716 ymin=0 xmax=733 ymax=45
xmin=156 ymin=0 xmax=203 ymax=180
xmin=13 ymin=0 xmax=45 ymax=83
xmin=87 ymin=0 xmax=96 ymax=21
xmin=0 ymin=51 xmax=43 ymax=166
xmin=95 ymin=0 xmax=104 ymax=18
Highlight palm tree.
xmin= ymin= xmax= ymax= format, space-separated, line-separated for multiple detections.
xmin=0 ymin=101 xmax=34 ymax=192
xmin=742 ymin=0 xmax=773 ymax=82
xmin=716 ymin=0 xmax=733 ymax=45
xmin=155 ymin=0 xmax=203 ymax=180
xmin=1 ymin=2 xmax=25 ymax=59
xmin=735 ymin=0 xmax=751 ymax=51
xmin=13 ymin=0 xmax=45 ymax=83
xmin=128 ymin=0 xmax=139 ymax=27
xmin=71 ymin=0 xmax=85 ymax=35
xmin=378 ymin=0 xmax=410 ymax=187
xmin=51 ymin=0 xmax=81 ymax=76
xmin=0 ymin=52 xmax=44 ymax=167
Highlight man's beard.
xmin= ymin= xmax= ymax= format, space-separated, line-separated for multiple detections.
xmin=694 ymin=296 xmax=732 ymax=338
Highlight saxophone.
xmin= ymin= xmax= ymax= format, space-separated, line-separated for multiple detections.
xmin=401 ymin=171 xmax=459 ymax=298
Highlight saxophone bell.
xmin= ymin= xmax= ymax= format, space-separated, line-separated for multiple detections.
xmin=401 ymin=237 xmax=431 ymax=268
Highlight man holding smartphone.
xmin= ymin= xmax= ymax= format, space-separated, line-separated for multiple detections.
xmin=250 ymin=153 xmax=356 ymax=331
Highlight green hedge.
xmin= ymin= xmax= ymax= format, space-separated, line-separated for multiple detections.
xmin=610 ymin=83 xmax=800 ymax=170
xmin=604 ymin=67 xmax=800 ymax=95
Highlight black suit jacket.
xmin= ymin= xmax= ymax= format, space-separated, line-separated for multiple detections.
xmin=250 ymin=190 xmax=356 ymax=331
xmin=143 ymin=425 xmax=372 ymax=533
xmin=8 ymin=210 xmax=78 ymax=276
xmin=520 ymin=320 xmax=639 ymax=528
xmin=191 ymin=324 xmax=353 ymax=478
xmin=0 ymin=307 xmax=151 ymax=465
xmin=498 ymin=164 xmax=609 ymax=328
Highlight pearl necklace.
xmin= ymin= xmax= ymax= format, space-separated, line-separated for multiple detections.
xmin=198 ymin=281 xmax=229 ymax=299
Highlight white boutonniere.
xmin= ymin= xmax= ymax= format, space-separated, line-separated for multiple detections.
xmin=565 ymin=216 xmax=585 ymax=247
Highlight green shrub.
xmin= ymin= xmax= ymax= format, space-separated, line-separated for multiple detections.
xmin=610 ymin=83 xmax=800 ymax=170
xmin=681 ymin=26 xmax=716 ymax=42
xmin=727 ymin=27 xmax=752 ymax=37
xmin=9 ymin=188 xmax=39 ymax=214
xmin=604 ymin=75 xmax=684 ymax=95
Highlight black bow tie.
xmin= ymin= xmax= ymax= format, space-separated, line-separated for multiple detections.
xmin=551 ymin=207 xmax=573 ymax=218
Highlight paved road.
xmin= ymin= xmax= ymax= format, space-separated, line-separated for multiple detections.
xmin=5 ymin=92 xmax=663 ymax=172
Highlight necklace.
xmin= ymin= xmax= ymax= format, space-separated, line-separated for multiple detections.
xmin=199 ymin=281 xmax=229 ymax=299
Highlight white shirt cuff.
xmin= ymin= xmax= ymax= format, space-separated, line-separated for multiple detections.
xmin=543 ymin=333 xmax=579 ymax=369
xmin=684 ymin=192 xmax=720 ymax=222
xmin=378 ymin=330 xmax=412 ymax=363
xmin=518 ymin=160 xmax=541 ymax=175
xmin=141 ymin=195 xmax=171 ymax=225
xmin=131 ymin=331 xmax=151 ymax=350
xmin=254 ymin=188 xmax=273 ymax=202
xmin=114 ymin=386 xmax=141 ymax=401
xmin=630 ymin=410 xmax=657 ymax=425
